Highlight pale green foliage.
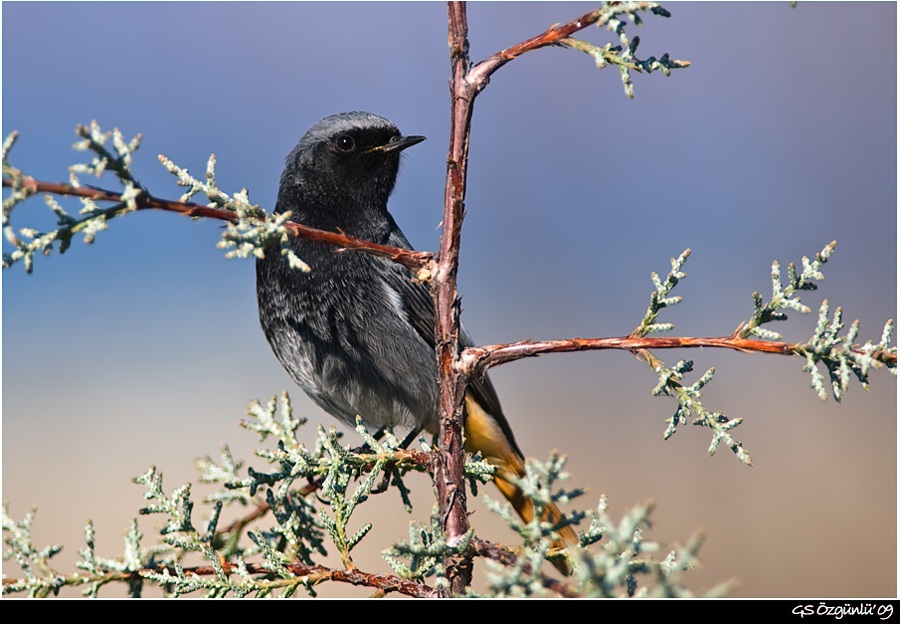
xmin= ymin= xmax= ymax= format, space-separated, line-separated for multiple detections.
xmin=631 ymin=243 xmax=895 ymax=467
xmin=634 ymin=248 xmax=690 ymax=337
xmin=741 ymin=242 xmax=835 ymax=340
xmin=800 ymin=299 xmax=896 ymax=402
xmin=741 ymin=241 xmax=896 ymax=401
xmin=70 ymin=120 xmax=143 ymax=193
xmin=2 ymin=505 xmax=65 ymax=597
xmin=2 ymin=123 xmax=307 ymax=274
xmin=2 ymin=395 xmax=711 ymax=598
xmin=157 ymin=152 xmax=311 ymax=271
xmin=477 ymin=454 xmax=584 ymax=596
xmin=383 ymin=510 xmax=471 ymax=589
xmin=2 ymin=123 xmax=147 ymax=272
xmin=572 ymin=496 xmax=735 ymax=597
xmin=561 ymin=2 xmax=689 ymax=99
xmin=632 ymin=250 xmax=754 ymax=465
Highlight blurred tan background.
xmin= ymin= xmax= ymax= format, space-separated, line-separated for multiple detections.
xmin=3 ymin=2 xmax=896 ymax=598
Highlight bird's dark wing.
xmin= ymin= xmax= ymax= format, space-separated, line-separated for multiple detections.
xmin=384 ymin=224 xmax=523 ymax=455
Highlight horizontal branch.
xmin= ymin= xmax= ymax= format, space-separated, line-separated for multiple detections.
xmin=2 ymin=177 xmax=434 ymax=272
xmin=71 ymin=561 xmax=437 ymax=598
xmin=457 ymin=335 xmax=898 ymax=376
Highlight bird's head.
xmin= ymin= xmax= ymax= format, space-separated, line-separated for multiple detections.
xmin=277 ymin=112 xmax=425 ymax=234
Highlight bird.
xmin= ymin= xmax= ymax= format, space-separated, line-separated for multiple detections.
xmin=256 ymin=111 xmax=577 ymax=574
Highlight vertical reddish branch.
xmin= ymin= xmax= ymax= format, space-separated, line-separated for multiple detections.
xmin=433 ymin=2 xmax=630 ymax=594
xmin=433 ymin=0 xmax=475 ymax=594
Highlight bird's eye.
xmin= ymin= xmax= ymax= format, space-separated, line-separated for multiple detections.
xmin=335 ymin=135 xmax=355 ymax=152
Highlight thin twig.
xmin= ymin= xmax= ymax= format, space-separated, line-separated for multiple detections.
xmin=468 ymin=5 xmax=613 ymax=90
xmin=138 ymin=562 xmax=437 ymax=598
xmin=459 ymin=336 xmax=895 ymax=378
xmin=458 ymin=335 xmax=790 ymax=375
xmin=1 ymin=177 xmax=434 ymax=272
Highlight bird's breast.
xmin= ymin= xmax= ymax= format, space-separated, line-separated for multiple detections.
xmin=256 ymin=248 xmax=439 ymax=432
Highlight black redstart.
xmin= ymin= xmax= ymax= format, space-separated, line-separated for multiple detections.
xmin=256 ymin=111 xmax=576 ymax=573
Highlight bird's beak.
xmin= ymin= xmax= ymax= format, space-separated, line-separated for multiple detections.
xmin=369 ymin=134 xmax=427 ymax=154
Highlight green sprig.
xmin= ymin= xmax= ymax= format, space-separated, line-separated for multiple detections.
xmin=740 ymin=241 xmax=836 ymax=340
xmin=561 ymin=2 xmax=689 ymax=99
xmin=2 ymin=123 xmax=146 ymax=272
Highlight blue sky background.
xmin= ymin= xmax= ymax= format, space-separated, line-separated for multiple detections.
xmin=3 ymin=2 xmax=896 ymax=597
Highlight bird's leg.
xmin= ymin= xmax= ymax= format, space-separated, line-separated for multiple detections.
xmin=371 ymin=427 xmax=424 ymax=494
xmin=399 ymin=427 xmax=423 ymax=450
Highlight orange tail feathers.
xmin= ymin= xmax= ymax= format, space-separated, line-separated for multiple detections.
xmin=463 ymin=395 xmax=578 ymax=575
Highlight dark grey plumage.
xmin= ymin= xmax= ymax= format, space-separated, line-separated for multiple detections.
xmin=256 ymin=111 xmax=516 ymax=447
